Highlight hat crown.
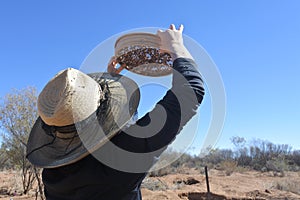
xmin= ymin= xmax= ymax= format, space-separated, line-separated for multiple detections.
xmin=38 ymin=68 xmax=101 ymax=126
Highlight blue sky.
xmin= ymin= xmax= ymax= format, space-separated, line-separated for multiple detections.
xmin=1 ymin=1 xmax=300 ymax=154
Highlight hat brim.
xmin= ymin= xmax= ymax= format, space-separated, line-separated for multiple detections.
xmin=26 ymin=73 xmax=140 ymax=168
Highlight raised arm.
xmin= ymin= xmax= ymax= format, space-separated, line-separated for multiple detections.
xmin=112 ymin=24 xmax=205 ymax=154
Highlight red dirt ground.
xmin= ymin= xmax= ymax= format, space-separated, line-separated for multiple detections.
xmin=1 ymin=169 xmax=300 ymax=200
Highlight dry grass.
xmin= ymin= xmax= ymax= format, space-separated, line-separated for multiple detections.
xmin=274 ymin=179 xmax=300 ymax=195
xmin=218 ymin=160 xmax=238 ymax=176
xmin=0 ymin=170 xmax=24 ymax=196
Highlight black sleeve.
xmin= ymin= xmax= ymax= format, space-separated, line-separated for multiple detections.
xmin=111 ymin=58 xmax=205 ymax=153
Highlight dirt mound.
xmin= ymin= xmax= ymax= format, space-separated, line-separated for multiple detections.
xmin=179 ymin=192 xmax=228 ymax=200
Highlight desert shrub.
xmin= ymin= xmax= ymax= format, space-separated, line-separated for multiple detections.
xmin=191 ymin=156 xmax=205 ymax=170
xmin=150 ymin=138 xmax=300 ymax=177
xmin=141 ymin=177 xmax=168 ymax=191
xmin=149 ymin=165 xmax=175 ymax=177
xmin=289 ymin=150 xmax=300 ymax=167
xmin=149 ymin=150 xmax=198 ymax=177
xmin=275 ymin=180 xmax=300 ymax=195
xmin=170 ymin=152 xmax=194 ymax=168
xmin=235 ymin=165 xmax=250 ymax=173
xmin=202 ymin=148 xmax=234 ymax=165
xmin=218 ymin=160 xmax=237 ymax=176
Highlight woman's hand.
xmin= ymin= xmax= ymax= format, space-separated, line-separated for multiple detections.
xmin=156 ymin=24 xmax=193 ymax=60
xmin=107 ymin=56 xmax=125 ymax=74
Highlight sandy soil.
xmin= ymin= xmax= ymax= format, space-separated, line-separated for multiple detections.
xmin=1 ymin=169 xmax=300 ymax=200
xmin=142 ymin=169 xmax=300 ymax=200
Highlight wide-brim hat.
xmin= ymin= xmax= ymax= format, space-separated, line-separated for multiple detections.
xmin=26 ymin=68 xmax=140 ymax=168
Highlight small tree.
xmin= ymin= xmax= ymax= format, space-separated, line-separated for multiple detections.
xmin=0 ymin=87 xmax=44 ymax=199
xmin=231 ymin=136 xmax=251 ymax=166
xmin=0 ymin=143 xmax=10 ymax=169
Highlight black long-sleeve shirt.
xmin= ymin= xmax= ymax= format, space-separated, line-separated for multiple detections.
xmin=42 ymin=58 xmax=205 ymax=200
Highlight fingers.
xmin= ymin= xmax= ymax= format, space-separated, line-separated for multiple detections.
xmin=108 ymin=56 xmax=117 ymax=65
xmin=168 ymin=24 xmax=184 ymax=33
xmin=107 ymin=56 xmax=118 ymax=74
xmin=157 ymin=24 xmax=184 ymax=34
xmin=169 ymin=24 xmax=176 ymax=30
xmin=157 ymin=24 xmax=185 ymax=55
xmin=107 ymin=56 xmax=126 ymax=74
xmin=115 ymin=63 xmax=126 ymax=74
xmin=169 ymin=24 xmax=184 ymax=32
xmin=178 ymin=24 xmax=184 ymax=33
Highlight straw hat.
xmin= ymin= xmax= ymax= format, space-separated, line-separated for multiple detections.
xmin=26 ymin=68 xmax=140 ymax=168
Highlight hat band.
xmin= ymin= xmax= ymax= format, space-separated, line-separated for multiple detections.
xmin=41 ymin=108 xmax=100 ymax=139
xmin=41 ymin=122 xmax=78 ymax=139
